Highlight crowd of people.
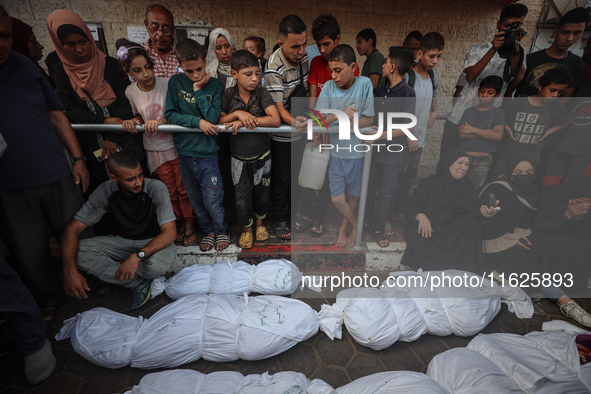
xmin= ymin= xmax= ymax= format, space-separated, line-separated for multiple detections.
xmin=1 ymin=1 xmax=591 ymax=386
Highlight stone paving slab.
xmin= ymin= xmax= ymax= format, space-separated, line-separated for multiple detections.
xmin=2 ymin=279 xmax=589 ymax=393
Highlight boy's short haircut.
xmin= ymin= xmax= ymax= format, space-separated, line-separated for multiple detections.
xmin=356 ymin=28 xmax=377 ymax=48
xmin=0 ymin=4 xmax=9 ymax=17
xmin=558 ymin=7 xmax=590 ymax=27
xmin=279 ymin=14 xmax=306 ymax=37
xmin=312 ymin=13 xmax=340 ymax=41
xmin=175 ymin=38 xmax=206 ymax=63
xmin=420 ymin=32 xmax=445 ymax=51
xmin=538 ymin=67 xmax=573 ymax=88
xmin=479 ymin=75 xmax=503 ymax=93
xmin=499 ymin=3 xmax=528 ymax=22
xmin=327 ymin=44 xmax=356 ymax=65
xmin=244 ymin=36 xmax=265 ymax=53
xmin=231 ymin=49 xmax=259 ymax=71
xmin=387 ymin=46 xmax=414 ymax=75
xmin=404 ymin=30 xmax=422 ymax=43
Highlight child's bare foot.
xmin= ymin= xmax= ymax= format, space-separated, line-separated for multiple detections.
xmin=335 ymin=229 xmax=348 ymax=247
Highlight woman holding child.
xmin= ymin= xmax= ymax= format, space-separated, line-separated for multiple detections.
xmin=47 ymin=10 xmax=145 ymax=198
xmin=401 ymin=149 xmax=488 ymax=273
xmin=477 ymin=154 xmax=591 ymax=328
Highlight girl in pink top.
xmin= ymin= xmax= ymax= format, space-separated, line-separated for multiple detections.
xmin=120 ymin=43 xmax=197 ymax=246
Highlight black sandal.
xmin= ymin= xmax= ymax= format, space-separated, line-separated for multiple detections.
xmin=274 ymin=221 xmax=291 ymax=240
xmin=310 ymin=221 xmax=323 ymax=237
xmin=375 ymin=232 xmax=389 ymax=248
xmin=295 ymin=216 xmax=312 ymax=231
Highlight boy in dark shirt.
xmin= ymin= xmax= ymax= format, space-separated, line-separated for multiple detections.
xmin=543 ymin=82 xmax=591 ymax=185
xmin=495 ymin=67 xmax=571 ymax=178
xmin=457 ymin=75 xmax=505 ymax=190
xmin=514 ymin=7 xmax=589 ymax=97
xmin=356 ymin=28 xmax=385 ymax=90
xmin=218 ymin=50 xmax=281 ymax=249
xmin=164 ymin=39 xmax=229 ymax=251
xmin=366 ymin=46 xmax=416 ymax=247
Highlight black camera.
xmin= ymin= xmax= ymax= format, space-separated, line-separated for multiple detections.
xmin=498 ymin=22 xmax=526 ymax=59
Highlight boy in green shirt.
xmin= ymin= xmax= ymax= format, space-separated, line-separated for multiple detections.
xmin=165 ymin=39 xmax=229 ymax=251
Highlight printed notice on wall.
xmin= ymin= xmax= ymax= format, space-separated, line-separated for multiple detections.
xmin=86 ymin=23 xmax=100 ymax=41
xmin=127 ymin=26 xmax=150 ymax=43
xmin=187 ymin=28 xmax=209 ymax=45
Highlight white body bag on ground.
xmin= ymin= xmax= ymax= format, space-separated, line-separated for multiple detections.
xmin=150 ymin=259 xmax=302 ymax=299
xmin=427 ymin=321 xmax=591 ymax=393
xmin=55 ymin=294 xmax=319 ymax=369
xmin=318 ymin=270 xmax=533 ymax=350
xmin=124 ymin=370 xmax=335 ymax=394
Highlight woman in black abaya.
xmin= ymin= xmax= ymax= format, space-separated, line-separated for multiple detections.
xmin=478 ymin=155 xmax=591 ymax=328
xmin=533 ymin=176 xmax=591 ymax=296
xmin=401 ymin=149 xmax=489 ymax=273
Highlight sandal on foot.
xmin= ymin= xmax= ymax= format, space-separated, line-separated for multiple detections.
xmin=274 ymin=221 xmax=291 ymax=240
xmin=375 ymin=232 xmax=390 ymax=248
xmin=310 ymin=222 xmax=323 ymax=237
xmin=255 ymin=226 xmax=269 ymax=241
xmin=183 ymin=231 xmax=198 ymax=247
xmin=199 ymin=235 xmax=215 ymax=252
xmin=239 ymin=232 xmax=254 ymax=249
xmin=294 ymin=216 xmax=312 ymax=231
xmin=215 ymin=234 xmax=230 ymax=251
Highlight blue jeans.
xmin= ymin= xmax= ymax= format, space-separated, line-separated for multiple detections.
xmin=179 ymin=155 xmax=227 ymax=235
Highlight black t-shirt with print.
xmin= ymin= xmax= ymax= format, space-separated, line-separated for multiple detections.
xmin=516 ymin=50 xmax=583 ymax=97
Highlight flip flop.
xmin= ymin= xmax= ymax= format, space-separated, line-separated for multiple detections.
xmin=183 ymin=231 xmax=198 ymax=247
xmin=199 ymin=235 xmax=215 ymax=252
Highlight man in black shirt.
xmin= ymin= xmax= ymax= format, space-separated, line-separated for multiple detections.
xmin=513 ymin=7 xmax=589 ymax=97
xmin=61 ymin=152 xmax=177 ymax=309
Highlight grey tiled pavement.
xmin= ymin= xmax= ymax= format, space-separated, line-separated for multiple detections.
xmin=2 ymin=202 xmax=590 ymax=393
xmin=2 ymin=277 xmax=590 ymax=393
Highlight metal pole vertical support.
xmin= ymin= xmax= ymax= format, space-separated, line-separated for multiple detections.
xmin=350 ymin=149 xmax=372 ymax=250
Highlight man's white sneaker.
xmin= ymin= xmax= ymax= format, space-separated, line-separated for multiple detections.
xmin=559 ymin=300 xmax=591 ymax=328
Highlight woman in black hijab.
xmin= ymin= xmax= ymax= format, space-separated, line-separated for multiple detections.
xmin=478 ymin=155 xmax=591 ymax=328
xmin=401 ymin=149 xmax=488 ymax=273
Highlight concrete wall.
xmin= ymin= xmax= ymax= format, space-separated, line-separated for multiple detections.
xmin=5 ymin=0 xmax=544 ymax=173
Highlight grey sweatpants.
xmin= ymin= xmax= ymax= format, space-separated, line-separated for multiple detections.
xmin=77 ymin=236 xmax=177 ymax=288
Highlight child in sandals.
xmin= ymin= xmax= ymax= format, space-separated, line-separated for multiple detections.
xmin=219 ymin=50 xmax=280 ymax=248
xmin=119 ymin=42 xmax=198 ymax=247
xmin=164 ymin=39 xmax=230 ymax=251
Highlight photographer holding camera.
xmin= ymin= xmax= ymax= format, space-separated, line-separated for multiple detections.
xmin=438 ymin=3 xmax=528 ymax=172
xmin=511 ymin=7 xmax=590 ymax=98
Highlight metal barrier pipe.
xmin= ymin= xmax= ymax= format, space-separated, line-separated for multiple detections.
xmin=351 ymin=147 xmax=372 ymax=250
xmin=71 ymin=123 xmax=389 ymax=250
xmin=70 ymin=124 xmax=378 ymax=133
